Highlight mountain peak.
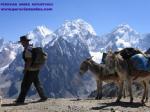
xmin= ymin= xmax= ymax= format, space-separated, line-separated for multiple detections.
xmin=112 ymin=24 xmax=138 ymax=35
xmin=103 ymin=24 xmax=141 ymax=52
xmin=56 ymin=19 xmax=96 ymax=36
xmin=27 ymin=26 xmax=54 ymax=47
xmin=33 ymin=26 xmax=53 ymax=37
xmin=73 ymin=19 xmax=96 ymax=35
xmin=117 ymin=24 xmax=133 ymax=31
xmin=117 ymin=24 xmax=131 ymax=28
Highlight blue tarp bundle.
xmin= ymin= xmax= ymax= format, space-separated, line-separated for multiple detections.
xmin=130 ymin=54 xmax=150 ymax=71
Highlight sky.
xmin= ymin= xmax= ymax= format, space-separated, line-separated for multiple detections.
xmin=0 ymin=0 xmax=150 ymax=42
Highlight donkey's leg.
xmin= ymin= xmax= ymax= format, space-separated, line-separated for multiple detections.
xmin=123 ymin=81 xmax=127 ymax=98
xmin=122 ymin=59 xmax=133 ymax=103
xmin=145 ymin=81 xmax=149 ymax=103
xmin=141 ymin=81 xmax=146 ymax=103
xmin=116 ymin=80 xmax=123 ymax=102
xmin=95 ymin=80 xmax=102 ymax=100
xmin=127 ymin=78 xmax=133 ymax=103
xmin=123 ymin=87 xmax=126 ymax=98
xmin=142 ymin=80 xmax=149 ymax=103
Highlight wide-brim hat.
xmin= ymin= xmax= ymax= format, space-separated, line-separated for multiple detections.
xmin=18 ymin=35 xmax=31 ymax=43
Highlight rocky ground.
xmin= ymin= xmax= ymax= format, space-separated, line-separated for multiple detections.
xmin=0 ymin=97 xmax=150 ymax=112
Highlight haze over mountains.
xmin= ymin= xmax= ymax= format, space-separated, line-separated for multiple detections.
xmin=0 ymin=19 xmax=149 ymax=98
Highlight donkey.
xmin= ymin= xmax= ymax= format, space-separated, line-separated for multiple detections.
xmin=128 ymin=58 xmax=150 ymax=103
xmin=79 ymin=57 xmax=121 ymax=100
xmin=105 ymin=51 xmax=133 ymax=103
xmin=105 ymin=51 xmax=150 ymax=103
xmin=130 ymin=70 xmax=149 ymax=103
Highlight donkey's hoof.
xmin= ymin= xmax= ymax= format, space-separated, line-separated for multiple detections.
xmin=95 ymin=96 xmax=102 ymax=100
xmin=95 ymin=97 xmax=98 ymax=100
xmin=145 ymin=98 xmax=148 ymax=103
xmin=130 ymin=98 xmax=133 ymax=103
xmin=141 ymin=99 xmax=148 ymax=104
xmin=115 ymin=99 xmax=120 ymax=103
xmin=141 ymin=100 xmax=145 ymax=104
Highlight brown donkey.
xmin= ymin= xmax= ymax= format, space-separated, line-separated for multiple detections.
xmin=79 ymin=57 xmax=121 ymax=100
xmin=105 ymin=51 xmax=133 ymax=102
xmin=105 ymin=51 xmax=150 ymax=103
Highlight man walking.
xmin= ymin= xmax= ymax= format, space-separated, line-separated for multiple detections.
xmin=15 ymin=35 xmax=47 ymax=104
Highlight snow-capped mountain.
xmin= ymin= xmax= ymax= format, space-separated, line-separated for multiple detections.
xmin=55 ymin=19 xmax=102 ymax=51
xmin=27 ymin=26 xmax=55 ymax=47
xmin=56 ymin=19 xmax=96 ymax=37
xmin=0 ymin=38 xmax=5 ymax=51
xmin=139 ymin=33 xmax=150 ymax=51
xmin=112 ymin=24 xmax=140 ymax=43
xmin=0 ymin=39 xmax=21 ymax=74
xmin=41 ymin=37 xmax=94 ymax=98
xmin=1 ymin=19 xmax=150 ymax=98
xmin=101 ymin=24 xmax=141 ymax=52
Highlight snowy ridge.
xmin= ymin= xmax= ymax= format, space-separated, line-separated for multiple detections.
xmin=56 ymin=19 xmax=96 ymax=37
xmin=90 ymin=51 xmax=103 ymax=63
xmin=101 ymin=24 xmax=141 ymax=52
xmin=112 ymin=24 xmax=140 ymax=44
xmin=35 ymin=26 xmax=53 ymax=37
xmin=139 ymin=33 xmax=150 ymax=51
xmin=27 ymin=26 xmax=54 ymax=47
xmin=0 ymin=65 xmax=9 ymax=74
xmin=54 ymin=19 xmax=99 ymax=51
xmin=0 ymin=40 xmax=21 ymax=74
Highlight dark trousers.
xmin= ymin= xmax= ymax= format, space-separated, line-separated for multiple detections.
xmin=16 ymin=70 xmax=47 ymax=102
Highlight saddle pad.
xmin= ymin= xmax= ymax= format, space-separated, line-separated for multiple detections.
xmin=130 ymin=54 xmax=150 ymax=71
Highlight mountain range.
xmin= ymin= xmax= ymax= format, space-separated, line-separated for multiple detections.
xmin=0 ymin=19 xmax=149 ymax=98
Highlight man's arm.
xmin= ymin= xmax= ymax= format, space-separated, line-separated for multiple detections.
xmin=24 ymin=48 xmax=32 ymax=72
xmin=24 ymin=58 xmax=32 ymax=71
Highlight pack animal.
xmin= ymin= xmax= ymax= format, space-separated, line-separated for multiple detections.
xmin=105 ymin=51 xmax=150 ymax=103
xmin=79 ymin=57 xmax=121 ymax=100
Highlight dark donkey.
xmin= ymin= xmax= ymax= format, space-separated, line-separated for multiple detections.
xmin=105 ymin=51 xmax=150 ymax=103
xmin=79 ymin=57 xmax=121 ymax=100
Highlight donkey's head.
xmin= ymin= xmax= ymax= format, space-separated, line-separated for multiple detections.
xmin=79 ymin=56 xmax=93 ymax=76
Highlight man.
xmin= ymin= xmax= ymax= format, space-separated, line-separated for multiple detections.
xmin=15 ymin=35 xmax=47 ymax=104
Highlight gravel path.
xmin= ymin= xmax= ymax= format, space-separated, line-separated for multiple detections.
xmin=0 ymin=97 xmax=150 ymax=112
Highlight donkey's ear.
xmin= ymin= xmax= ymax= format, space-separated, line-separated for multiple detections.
xmin=107 ymin=47 xmax=113 ymax=53
xmin=108 ymin=50 xmax=113 ymax=54
xmin=107 ymin=50 xmax=116 ymax=58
